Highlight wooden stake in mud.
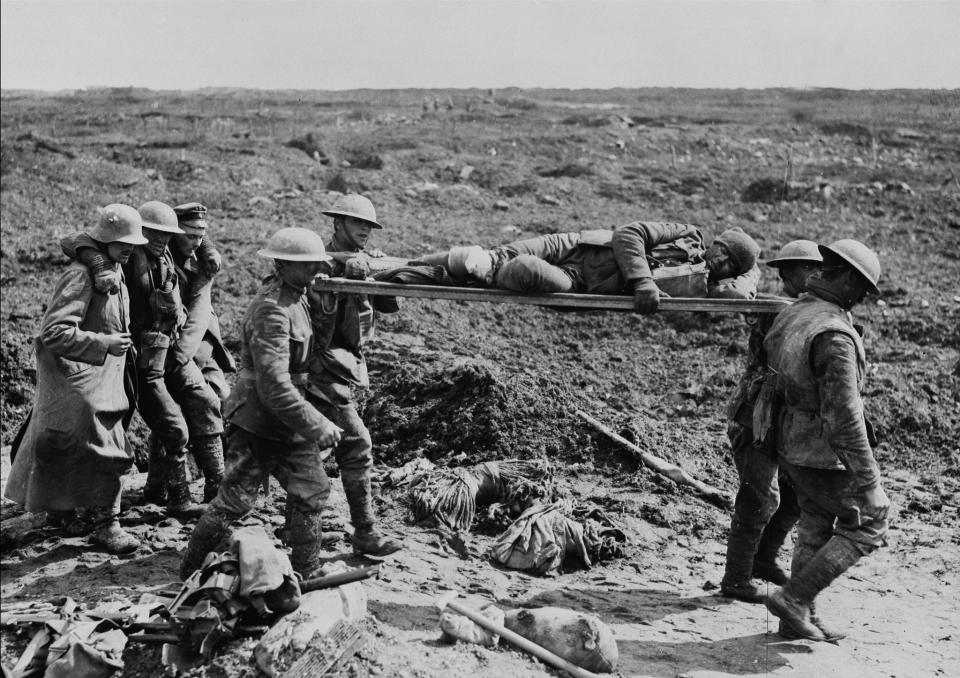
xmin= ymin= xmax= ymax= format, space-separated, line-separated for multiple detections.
xmin=436 ymin=592 xmax=602 ymax=678
xmin=575 ymin=410 xmax=732 ymax=509
xmin=311 ymin=279 xmax=791 ymax=314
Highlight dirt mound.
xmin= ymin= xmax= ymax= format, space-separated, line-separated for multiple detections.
xmin=363 ymin=355 xmax=588 ymax=467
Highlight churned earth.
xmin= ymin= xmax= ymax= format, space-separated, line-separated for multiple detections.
xmin=1 ymin=87 xmax=959 ymax=677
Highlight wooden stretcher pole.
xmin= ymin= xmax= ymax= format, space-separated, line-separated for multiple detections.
xmin=311 ymin=278 xmax=791 ymax=314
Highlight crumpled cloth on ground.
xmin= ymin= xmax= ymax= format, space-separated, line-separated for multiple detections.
xmin=488 ymin=501 xmax=626 ymax=575
xmin=43 ymin=620 xmax=126 ymax=678
xmin=230 ymin=525 xmax=296 ymax=599
xmin=440 ymin=605 xmax=505 ymax=647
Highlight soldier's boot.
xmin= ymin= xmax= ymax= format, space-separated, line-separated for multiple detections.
xmin=286 ymin=508 xmax=326 ymax=580
xmin=142 ymin=435 xmax=167 ymax=505
xmin=179 ymin=508 xmax=233 ymax=580
xmin=778 ymin=600 xmax=847 ymax=642
xmin=191 ymin=435 xmax=225 ymax=503
xmin=766 ymin=588 xmax=825 ymax=641
xmin=89 ymin=505 xmax=140 ymax=555
xmin=752 ymin=504 xmax=797 ymax=586
xmin=165 ymin=451 xmax=204 ymax=520
xmin=720 ymin=531 xmax=764 ymax=604
xmin=341 ymin=471 xmax=403 ymax=558
xmin=773 ymin=537 xmax=863 ymax=641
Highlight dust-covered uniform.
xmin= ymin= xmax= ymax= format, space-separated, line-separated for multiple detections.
xmin=721 ymin=311 xmax=800 ymax=591
xmin=482 ymin=222 xmax=760 ymax=297
xmin=181 ymin=274 xmax=336 ymax=578
xmin=763 ymin=279 xmax=887 ymax=606
xmin=5 ymin=257 xmax=134 ymax=513
xmin=305 ymin=231 xmax=399 ymax=542
xmin=170 ymin=247 xmax=236 ymax=403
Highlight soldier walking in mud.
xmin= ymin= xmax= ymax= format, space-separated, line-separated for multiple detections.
xmin=5 ymin=204 xmax=148 ymax=554
xmin=721 ymin=240 xmax=822 ymax=603
xmin=180 ymin=228 xmax=343 ymax=579
xmin=306 ymin=194 xmax=403 ymax=557
xmin=419 ymin=223 xmax=762 ymax=311
xmin=139 ymin=203 xmax=234 ymax=505
xmin=761 ymin=239 xmax=890 ymax=641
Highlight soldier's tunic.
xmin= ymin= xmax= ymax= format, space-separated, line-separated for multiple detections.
xmin=305 ymin=233 xmax=399 ymax=513
xmin=214 ymin=275 xmax=334 ymax=516
xmin=125 ymin=247 xmax=222 ymax=452
xmin=5 ymin=260 xmax=134 ymax=511
xmin=489 ymin=222 xmax=760 ymax=297
xmin=721 ymin=310 xmax=800 ymax=586
xmin=170 ymin=248 xmax=236 ymax=404
xmin=764 ymin=282 xmax=887 ymax=554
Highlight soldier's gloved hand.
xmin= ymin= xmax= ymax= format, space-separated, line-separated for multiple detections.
xmin=632 ymin=277 xmax=660 ymax=314
xmin=202 ymin=248 xmax=222 ymax=277
xmin=862 ymin=485 xmax=890 ymax=521
xmin=93 ymin=268 xmax=121 ymax=295
xmin=316 ymin=421 xmax=343 ymax=449
xmin=344 ymin=257 xmax=371 ymax=280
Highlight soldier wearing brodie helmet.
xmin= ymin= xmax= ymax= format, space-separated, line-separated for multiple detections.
xmin=306 ymin=193 xmax=404 ymax=558
xmin=181 ymin=228 xmax=343 ymax=580
xmin=761 ymin=239 xmax=888 ymax=642
xmin=721 ymin=240 xmax=822 ymax=604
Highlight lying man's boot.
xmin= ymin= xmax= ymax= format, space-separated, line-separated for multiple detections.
xmin=753 ymin=560 xmax=789 ymax=586
xmin=352 ymin=527 xmax=403 ymax=558
xmin=765 ymin=588 xmax=825 ymax=641
xmin=179 ymin=508 xmax=232 ymax=580
xmin=720 ymin=580 xmax=766 ymax=604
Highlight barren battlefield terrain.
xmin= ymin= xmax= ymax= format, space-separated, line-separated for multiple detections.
xmin=1 ymin=87 xmax=959 ymax=678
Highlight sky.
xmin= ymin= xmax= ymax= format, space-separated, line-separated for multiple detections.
xmin=1 ymin=0 xmax=958 ymax=91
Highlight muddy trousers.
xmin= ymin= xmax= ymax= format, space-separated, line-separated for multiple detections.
xmin=308 ymin=380 xmax=378 ymax=532
xmin=722 ymin=426 xmax=800 ymax=587
xmin=180 ymin=428 xmax=330 ymax=579
xmin=494 ymin=255 xmax=576 ymax=293
xmin=780 ymin=460 xmax=888 ymax=605
xmin=139 ymin=356 xmax=224 ymax=503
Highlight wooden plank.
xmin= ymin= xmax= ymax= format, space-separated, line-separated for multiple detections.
xmin=312 ymin=279 xmax=791 ymax=314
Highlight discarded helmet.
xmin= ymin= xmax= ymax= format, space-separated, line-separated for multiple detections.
xmin=138 ymin=201 xmax=185 ymax=234
xmin=767 ymin=239 xmax=822 ymax=268
xmin=91 ymin=204 xmax=149 ymax=245
xmin=257 ymin=227 xmax=332 ymax=261
xmin=321 ymin=194 xmax=382 ymax=229
xmin=819 ymin=239 xmax=881 ymax=294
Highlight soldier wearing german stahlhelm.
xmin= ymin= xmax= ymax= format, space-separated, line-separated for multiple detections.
xmin=5 ymin=204 xmax=147 ymax=554
xmin=305 ymin=194 xmax=403 ymax=558
xmin=180 ymin=227 xmax=343 ymax=579
xmin=62 ymin=201 xmax=223 ymax=519
xmin=136 ymin=202 xmax=233 ymax=507
xmin=721 ymin=240 xmax=822 ymax=604
xmin=761 ymin=239 xmax=889 ymax=641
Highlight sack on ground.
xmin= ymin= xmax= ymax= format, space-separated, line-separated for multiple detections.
xmin=504 ymin=606 xmax=618 ymax=673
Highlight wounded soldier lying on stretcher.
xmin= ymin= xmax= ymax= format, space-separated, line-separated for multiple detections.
xmin=416 ymin=222 xmax=762 ymax=313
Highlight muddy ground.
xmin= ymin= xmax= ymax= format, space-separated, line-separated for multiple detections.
xmin=1 ymin=87 xmax=958 ymax=677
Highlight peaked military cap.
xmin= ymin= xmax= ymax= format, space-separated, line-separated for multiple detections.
xmin=174 ymin=202 xmax=208 ymax=232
